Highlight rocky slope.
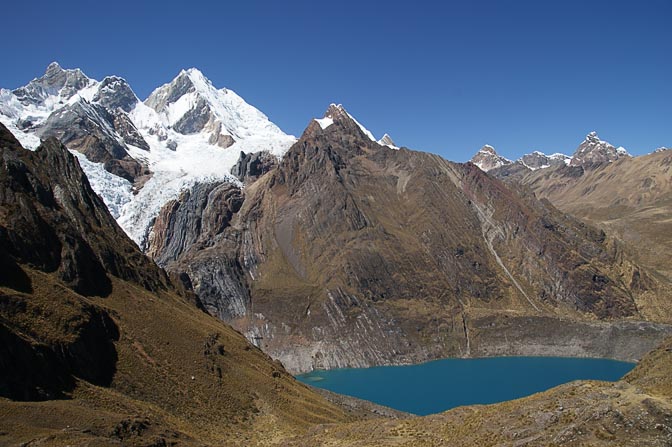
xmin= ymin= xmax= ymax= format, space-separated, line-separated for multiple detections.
xmin=492 ymin=146 xmax=672 ymax=304
xmin=0 ymin=123 xmax=359 ymax=445
xmin=147 ymin=105 xmax=672 ymax=373
xmin=2 ymin=119 xmax=671 ymax=445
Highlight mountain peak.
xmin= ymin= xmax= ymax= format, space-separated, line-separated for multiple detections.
xmin=45 ymin=61 xmax=63 ymax=74
xmin=13 ymin=62 xmax=93 ymax=106
xmin=378 ymin=133 xmax=398 ymax=149
xmin=177 ymin=67 xmax=214 ymax=91
xmin=585 ymin=131 xmax=601 ymax=143
xmin=570 ymin=131 xmax=631 ymax=168
xmin=470 ymin=145 xmax=512 ymax=171
xmin=312 ymin=103 xmax=377 ymax=142
xmin=518 ymin=150 xmax=570 ymax=170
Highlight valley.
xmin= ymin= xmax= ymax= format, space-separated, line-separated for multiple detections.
xmin=1 ymin=61 xmax=671 ymax=446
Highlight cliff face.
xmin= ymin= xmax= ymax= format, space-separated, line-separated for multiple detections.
xmin=148 ymin=108 xmax=672 ymax=373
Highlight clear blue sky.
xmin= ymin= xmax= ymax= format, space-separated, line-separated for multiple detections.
xmin=2 ymin=0 xmax=670 ymax=161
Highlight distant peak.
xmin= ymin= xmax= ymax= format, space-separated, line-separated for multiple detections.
xmin=314 ymin=103 xmax=376 ymax=142
xmin=378 ymin=133 xmax=399 ymax=150
xmin=585 ymin=131 xmax=601 ymax=143
xmin=46 ymin=61 xmax=63 ymax=72
xmin=470 ymin=145 xmax=511 ymax=171
xmin=571 ymin=131 xmax=630 ymax=167
xmin=324 ymin=103 xmax=349 ymax=119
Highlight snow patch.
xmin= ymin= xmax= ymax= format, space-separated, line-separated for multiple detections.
xmin=315 ymin=117 xmax=333 ymax=130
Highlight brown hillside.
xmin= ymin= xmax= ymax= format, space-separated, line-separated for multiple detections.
xmin=493 ymin=150 xmax=672 ymax=320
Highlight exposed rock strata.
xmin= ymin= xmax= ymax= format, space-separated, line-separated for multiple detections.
xmin=148 ymin=106 xmax=671 ymax=373
xmin=231 ymin=150 xmax=278 ymax=183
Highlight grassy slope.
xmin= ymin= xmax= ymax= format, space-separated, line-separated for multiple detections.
xmin=0 ymin=266 xmax=355 ymax=446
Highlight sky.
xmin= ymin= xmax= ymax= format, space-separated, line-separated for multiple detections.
xmin=2 ymin=0 xmax=670 ymax=161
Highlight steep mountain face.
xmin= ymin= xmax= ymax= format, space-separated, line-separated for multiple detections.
xmin=0 ymin=123 xmax=357 ymax=445
xmin=148 ymin=106 xmax=672 ymax=373
xmin=0 ymin=63 xmax=296 ymax=247
xmin=470 ymin=144 xmax=512 ymax=171
xmin=0 ymin=123 xmax=166 ymax=296
xmin=4 ymin=62 xmax=147 ymax=183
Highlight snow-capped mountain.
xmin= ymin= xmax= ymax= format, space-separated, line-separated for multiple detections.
xmin=0 ymin=63 xmax=296 ymax=246
xmin=518 ymin=151 xmax=571 ymax=170
xmin=313 ymin=103 xmax=398 ymax=149
xmin=470 ymin=145 xmax=512 ymax=171
xmin=471 ymin=132 xmax=631 ymax=173
xmin=377 ymin=133 xmax=399 ymax=149
xmin=569 ymin=131 xmax=630 ymax=168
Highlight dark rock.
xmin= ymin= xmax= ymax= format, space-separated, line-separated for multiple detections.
xmin=208 ymin=123 xmax=235 ymax=148
xmin=230 ymin=151 xmax=277 ymax=182
xmin=35 ymin=100 xmax=128 ymax=161
xmin=112 ymin=110 xmax=150 ymax=151
xmin=173 ymin=97 xmax=211 ymax=134
xmin=93 ymin=76 xmax=139 ymax=113
xmin=0 ymin=123 xmax=168 ymax=295
xmin=147 ymin=182 xmax=247 ymax=320
xmin=0 ymin=293 xmax=119 ymax=401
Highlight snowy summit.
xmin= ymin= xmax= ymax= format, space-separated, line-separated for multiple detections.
xmin=0 ymin=63 xmax=296 ymax=246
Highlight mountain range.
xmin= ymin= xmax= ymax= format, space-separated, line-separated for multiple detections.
xmin=469 ymin=131 xmax=631 ymax=173
xmin=2 ymin=63 xmax=672 ymax=445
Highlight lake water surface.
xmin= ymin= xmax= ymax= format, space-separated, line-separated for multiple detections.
xmin=296 ymin=356 xmax=635 ymax=415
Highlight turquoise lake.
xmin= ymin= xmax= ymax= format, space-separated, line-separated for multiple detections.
xmin=296 ymin=357 xmax=635 ymax=415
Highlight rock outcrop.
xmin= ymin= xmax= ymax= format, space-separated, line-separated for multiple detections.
xmin=230 ymin=150 xmax=278 ymax=182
